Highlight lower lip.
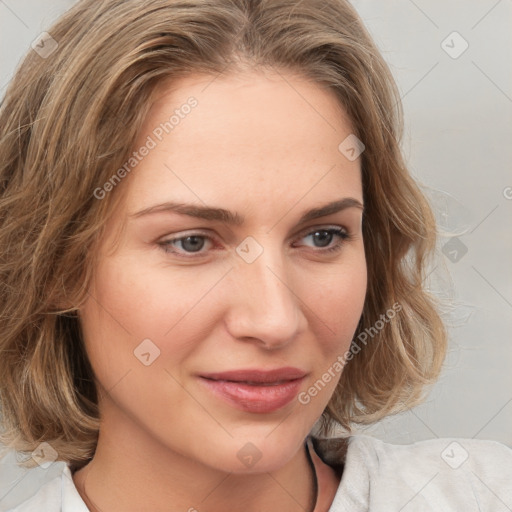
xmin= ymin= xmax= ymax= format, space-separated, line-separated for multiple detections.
xmin=199 ymin=377 xmax=304 ymax=413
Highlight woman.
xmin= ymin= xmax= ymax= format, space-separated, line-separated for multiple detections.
xmin=0 ymin=0 xmax=510 ymax=510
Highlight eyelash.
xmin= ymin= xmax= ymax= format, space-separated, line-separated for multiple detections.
xmin=157 ymin=226 xmax=352 ymax=259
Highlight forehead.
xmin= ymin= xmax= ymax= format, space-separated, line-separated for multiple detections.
xmin=148 ymin=69 xmax=354 ymax=149
xmin=119 ymin=69 xmax=363 ymax=223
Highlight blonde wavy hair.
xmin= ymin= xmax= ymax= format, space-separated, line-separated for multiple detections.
xmin=0 ymin=0 xmax=447 ymax=469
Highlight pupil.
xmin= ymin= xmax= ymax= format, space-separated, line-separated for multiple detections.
xmin=314 ymin=231 xmax=331 ymax=247
xmin=183 ymin=236 xmax=204 ymax=252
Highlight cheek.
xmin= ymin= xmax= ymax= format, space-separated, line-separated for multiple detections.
xmin=294 ymin=257 xmax=366 ymax=413
xmin=306 ymin=252 xmax=367 ymax=354
xmin=78 ymin=255 xmax=229 ymax=384
xmin=90 ymin=255 xmax=220 ymax=335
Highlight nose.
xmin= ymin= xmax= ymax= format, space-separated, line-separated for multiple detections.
xmin=224 ymin=246 xmax=307 ymax=350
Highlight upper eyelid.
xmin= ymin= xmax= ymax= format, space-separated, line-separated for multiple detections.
xmin=160 ymin=224 xmax=349 ymax=242
xmin=296 ymin=224 xmax=348 ymax=236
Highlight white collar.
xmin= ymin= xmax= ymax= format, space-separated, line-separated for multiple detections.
xmin=60 ymin=465 xmax=89 ymax=512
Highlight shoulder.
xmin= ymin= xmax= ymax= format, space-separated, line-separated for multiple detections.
xmin=6 ymin=465 xmax=88 ymax=512
xmin=313 ymin=434 xmax=512 ymax=511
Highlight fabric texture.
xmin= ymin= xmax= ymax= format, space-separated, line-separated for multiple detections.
xmin=6 ymin=434 xmax=512 ymax=511
xmin=315 ymin=435 xmax=512 ymax=511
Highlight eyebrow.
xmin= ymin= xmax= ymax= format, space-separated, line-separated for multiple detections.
xmin=129 ymin=197 xmax=364 ymax=225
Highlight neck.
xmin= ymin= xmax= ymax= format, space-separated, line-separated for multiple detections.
xmin=73 ymin=408 xmax=316 ymax=512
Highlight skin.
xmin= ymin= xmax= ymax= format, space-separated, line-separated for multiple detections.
xmin=73 ymin=68 xmax=367 ymax=512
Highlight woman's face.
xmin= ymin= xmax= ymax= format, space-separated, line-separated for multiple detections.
xmin=79 ymin=69 xmax=367 ymax=473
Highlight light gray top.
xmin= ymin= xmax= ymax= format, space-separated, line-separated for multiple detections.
xmin=7 ymin=434 xmax=512 ymax=511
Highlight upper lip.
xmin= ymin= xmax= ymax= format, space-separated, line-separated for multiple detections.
xmin=199 ymin=367 xmax=307 ymax=383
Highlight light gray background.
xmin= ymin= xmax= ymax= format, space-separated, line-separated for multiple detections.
xmin=0 ymin=0 xmax=511 ymax=509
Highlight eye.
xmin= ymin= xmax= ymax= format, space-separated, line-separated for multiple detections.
xmin=294 ymin=226 xmax=351 ymax=254
xmin=158 ymin=232 xmax=214 ymax=257
xmin=157 ymin=226 xmax=352 ymax=259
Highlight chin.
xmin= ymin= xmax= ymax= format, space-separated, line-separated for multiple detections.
xmin=192 ymin=422 xmax=313 ymax=474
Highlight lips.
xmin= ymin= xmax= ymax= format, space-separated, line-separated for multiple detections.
xmin=200 ymin=367 xmax=307 ymax=383
xmin=198 ymin=367 xmax=307 ymax=414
